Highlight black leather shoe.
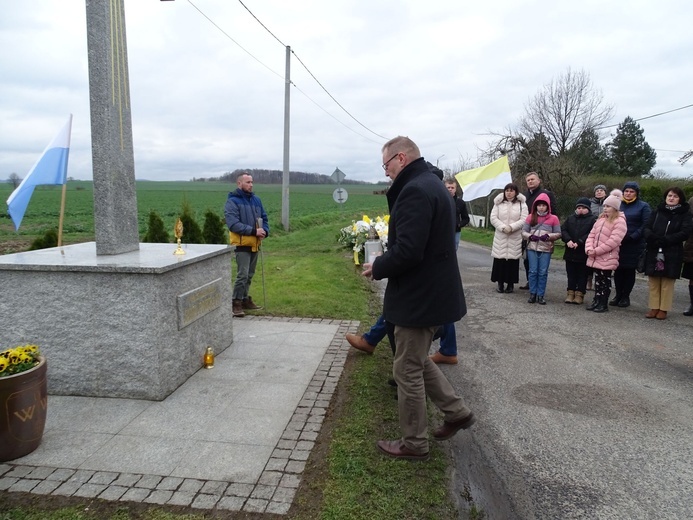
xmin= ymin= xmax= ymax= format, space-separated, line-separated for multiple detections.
xmin=505 ymin=284 xmax=514 ymax=293
xmin=432 ymin=413 xmax=476 ymax=441
xmin=376 ymin=440 xmax=429 ymax=461
xmin=609 ymin=295 xmax=621 ymax=306
xmin=537 ymin=296 xmax=546 ymax=305
xmin=519 ymin=283 xmax=530 ymax=290
xmin=496 ymin=283 xmax=505 ymax=293
xmin=617 ymin=296 xmax=630 ymax=308
xmin=528 ymin=294 xmax=537 ymax=303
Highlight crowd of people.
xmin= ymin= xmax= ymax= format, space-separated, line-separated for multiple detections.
xmin=489 ymin=173 xmax=693 ymax=319
xmin=332 ymin=149 xmax=692 ymax=462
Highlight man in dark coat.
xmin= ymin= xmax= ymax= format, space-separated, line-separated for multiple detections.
xmin=362 ymin=136 xmax=475 ymax=461
xmin=520 ymin=172 xmax=557 ymax=289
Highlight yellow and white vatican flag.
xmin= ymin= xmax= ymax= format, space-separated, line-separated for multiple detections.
xmin=455 ymin=156 xmax=511 ymax=202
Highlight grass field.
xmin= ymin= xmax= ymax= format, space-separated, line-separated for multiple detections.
xmin=0 ymin=181 xmax=391 ymax=252
xmin=0 ymin=181 xmax=476 ymax=519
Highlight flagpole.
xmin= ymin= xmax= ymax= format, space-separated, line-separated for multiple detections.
xmin=57 ymin=182 xmax=67 ymax=247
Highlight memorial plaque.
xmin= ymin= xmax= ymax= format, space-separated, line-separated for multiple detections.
xmin=177 ymin=279 xmax=222 ymax=329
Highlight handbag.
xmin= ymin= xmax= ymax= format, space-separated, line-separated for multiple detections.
xmin=636 ymin=250 xmax=646 ymax=274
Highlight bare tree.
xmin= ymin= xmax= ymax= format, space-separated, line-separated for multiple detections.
xmin=8 ymin=172 xmax=21 ymax=189
xmin=520 ymin=68 xmax=614 ymax=155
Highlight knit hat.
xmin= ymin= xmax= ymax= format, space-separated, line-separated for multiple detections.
xmin=622 ymin=181 xmax=640 ymax=195
xmin=594 ymin=184 xmax=607 ymax=194
xmin=575 ymin=197 xmax=591 ymax=210
xmin=604 ymin=189 xmax=623 ymax=211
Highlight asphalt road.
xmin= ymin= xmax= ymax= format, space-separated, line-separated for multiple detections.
xmin=441 ymin=241 xmax=693 ymax=519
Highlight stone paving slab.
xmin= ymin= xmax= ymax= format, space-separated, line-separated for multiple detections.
xmin=0 ymin=317 xmax=356 ymax=515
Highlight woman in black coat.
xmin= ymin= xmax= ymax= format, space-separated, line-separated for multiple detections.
xmin=642 ymin=187 xmax=693 ymax=320
xmin=681 ymin=196 xmax=693 ymax=316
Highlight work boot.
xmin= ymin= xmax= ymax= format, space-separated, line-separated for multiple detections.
xmin=609 ymin=294 xmax=622 ymax=306
xmin=573 ymin=291 xmax=585 ymax=305
xmin=527 ymin=294 xmax=537 ymax=304
xmin=345 ymin=333 xmax=375 ymax=354
xmin=242 ymin=295 xmax=262 ymax=310
xmin=684 ymin=286 xmax=693 ymax=316
xmin=232 ymin=299 xmax=245 ymax=317
xmin=564 ymin=290 xmax=575 ymax=304
xmin=586 ymin=297 xmax=599 ymax=311
xmin=496 ymin=282 xmax=505 ymax=293
xmin=429 ymin=351 xmax=458 ymax=365
xmin=593 ymin=296 xmax=608 ymax=313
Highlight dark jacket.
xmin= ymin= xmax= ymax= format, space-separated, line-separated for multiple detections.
xmin=683 ymin=196 xmax=693 ymax=265
xmin=643 ymin=201 xmax=692 ymax=279
xmin=525 ymin=186 xmax=558 ymax=217
xmin=618 ymin=197 xmax=651 ymax=269
xmin=224 ymin=188 xmax=269 ymax=252
xmin=453 ymin=195 xmax=470 ymax=231
xmin=372 ymin=157 xmax=466 ymax=327
xmin=562 ymin=211 xmax=597 ymax=263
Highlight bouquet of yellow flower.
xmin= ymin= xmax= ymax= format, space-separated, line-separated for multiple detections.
xmin=337 ymin=214 xmax=389 ymax=264
xmin=0 ymin=345 xmax=41 ymax=377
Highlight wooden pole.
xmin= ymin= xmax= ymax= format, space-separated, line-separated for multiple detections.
xmin=57 ymin=182 xmax=67 ymax=247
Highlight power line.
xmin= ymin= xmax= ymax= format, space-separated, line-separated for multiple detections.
xmin=234 ymin=0 xmax=389 ymax=141
xmin=596 ymin=103 xmax=693 ymax=130
xmin=186 ymin=0 xmax=283 ymax=81
xmin=185 ymin=0 xmax=388 ymax=142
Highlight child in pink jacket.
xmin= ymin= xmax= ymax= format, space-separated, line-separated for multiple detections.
xmin=585 ymin=190 xmax=628 ymax=312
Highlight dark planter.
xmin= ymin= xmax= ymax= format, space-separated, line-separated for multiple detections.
xmin=0 ymin=356 xmax=47 ymax=462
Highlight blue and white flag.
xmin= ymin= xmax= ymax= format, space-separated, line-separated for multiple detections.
xmin=7 ymin=114 xmax=73 ymax=230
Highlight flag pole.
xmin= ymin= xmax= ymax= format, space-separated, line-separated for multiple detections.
xmin=57 ymin=182 xmax=67 ymax=247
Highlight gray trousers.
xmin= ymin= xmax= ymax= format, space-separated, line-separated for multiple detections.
xmin=393 ymin=325 xmax=471 ymax=453
xmin=233 ymin=250 xmax=258 ymax=300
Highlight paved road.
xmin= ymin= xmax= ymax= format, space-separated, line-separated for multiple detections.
xmin=442 ymin=241 xmax=692 ymax=519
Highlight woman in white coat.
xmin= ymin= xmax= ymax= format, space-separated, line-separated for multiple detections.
xmin=490 ymin=183 xmax=528 ymax=293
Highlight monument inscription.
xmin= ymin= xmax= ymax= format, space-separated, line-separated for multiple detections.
xmin=177 ymin=278 xmax=223 ymax=329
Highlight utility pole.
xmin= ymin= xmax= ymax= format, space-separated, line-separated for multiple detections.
xmin=282 ymin=46 xmax=291 ymax=231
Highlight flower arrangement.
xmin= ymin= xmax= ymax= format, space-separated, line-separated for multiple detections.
xmin=0 ymin=345 xmax=42 ymax=378
xmin=337 ymin=214 xmax=389 ymax=264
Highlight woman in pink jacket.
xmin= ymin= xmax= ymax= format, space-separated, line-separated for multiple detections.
xmin=585 ymin=190 xmax=628 ymax=312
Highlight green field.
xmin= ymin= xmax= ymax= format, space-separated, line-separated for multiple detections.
xmin=0 ymin=181 xmax=390 ymax=254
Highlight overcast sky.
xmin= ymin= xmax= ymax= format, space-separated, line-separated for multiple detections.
xmin=1 ymin=0 xmax=692 ymax=184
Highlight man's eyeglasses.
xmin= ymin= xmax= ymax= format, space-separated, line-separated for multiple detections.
xmin=382 ymin=153 xmax=400 ymax=170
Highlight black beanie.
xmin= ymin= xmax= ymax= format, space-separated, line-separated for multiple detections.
xmin=575 ymin=197 xmax=591 ymax=210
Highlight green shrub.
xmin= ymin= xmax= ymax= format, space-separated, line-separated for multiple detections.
xmin=142 ymin=209 xmax=170 ymax=243
xmin=179 ymin=200 xmax=204 ymax=244
xmin=202 ymin=209 xmax=227 ymax=244
xmin=28 ymin=228 xmax=58 ymax=250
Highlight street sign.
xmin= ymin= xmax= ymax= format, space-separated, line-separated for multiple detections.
xmin=333 ymin=187 xmax=348 ymax=204
xmin=331 ymin=168 xmax=346 ymax=184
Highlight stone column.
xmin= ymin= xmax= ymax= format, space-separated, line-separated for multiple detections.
xmin=85 ymin=0 xmax=140 ymax=255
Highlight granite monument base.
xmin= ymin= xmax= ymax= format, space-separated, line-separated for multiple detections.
xmin=0 ymin=243 xmax=234 ymax=400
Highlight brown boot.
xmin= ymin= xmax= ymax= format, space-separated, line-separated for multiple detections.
xmin=573 ymin=291 xmax=584 ymax=304
xmin=242 ymin=296 xmax=262 ymax=310
xmin=645 ymin=309 xmax=659 ymax=319
xmin=345 ymin=333 xmax=375 ymax=354
xmin=429 ymin=351 xmax=458 ymax=365
xmin=655 ymin=310 xmax=667 ymax=320
xmin=232 ymin=299 xmax=245 ymax=317
xmin=564 ymin=290 xmax=575 ymax=304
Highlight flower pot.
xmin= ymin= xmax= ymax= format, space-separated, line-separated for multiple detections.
xmin=0 ymin=356 xmax=47 ymax=462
